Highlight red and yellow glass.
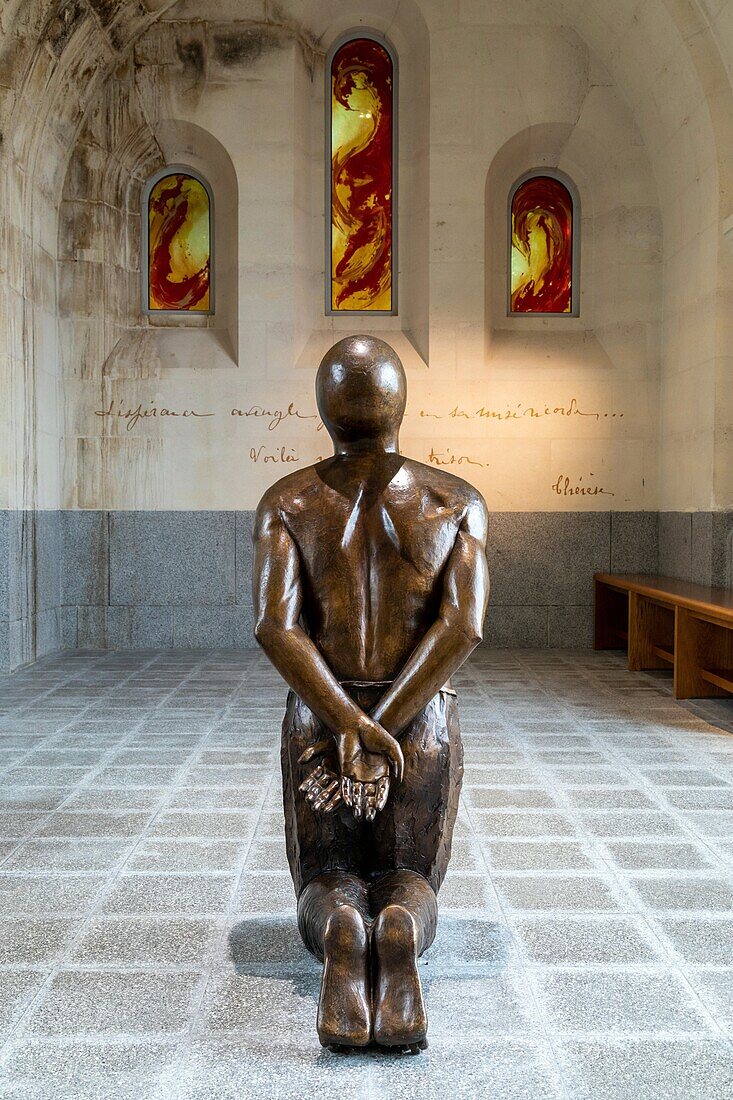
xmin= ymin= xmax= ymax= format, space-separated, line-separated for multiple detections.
xmin=511 ymin=176 xmax=573 ymax=314
xmin=148 ymin=173 xmax=210 ymax=312
xmin=330 ymin=38 xmax=393 ymax=312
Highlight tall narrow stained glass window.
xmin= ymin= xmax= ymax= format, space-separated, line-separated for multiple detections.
xmin=510 ymin=174 xmax=574 ymax=314
xmin=146 ymin=170 xmax=211 ymax=312
xmin=329 ymin=36 xmax=394 ymax=313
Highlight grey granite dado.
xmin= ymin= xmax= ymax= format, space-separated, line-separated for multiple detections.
xmin=109 ymin=512 xmax=237 ymax=606
xmin=658 ymin=511 xmax=733 ymax=587
xmin=0 ymin=511 xmax=65 ymax=672
xmin=0 ymin=510 xmax=9 ymax=670
xmin=489 ymin=512 xmax=610 ymax=607
xmin=1 ymin=508 xmax=732 ymax=671
xmin=712 ymin=512 xmax=733 ymax=588
xmin=60 ymin=510 xmax=108 ymax=606
xmin=659 ymin=513 xmax=693 ymax=582
xmin=610 ymin=512 xmax=659 ymax=574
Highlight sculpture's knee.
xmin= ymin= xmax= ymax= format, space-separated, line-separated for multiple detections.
xmin=297 ymin=873 xmax=370 ymax=960
xmin=373 ymin=903 xmax=417 ymax=952
xmin=324 ymin=903 xmax=369 ymax=962
xmin=370 ymin=871 xmax=438 ymax=955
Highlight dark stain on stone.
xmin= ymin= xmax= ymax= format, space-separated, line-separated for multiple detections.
xmin=44 ymin=0 xmax=86 ymax=58
xmin=212 ymin=26 xmax=284 ymax=69
xmin=87 ymin=0 xmax=137 ymax=28
xmin=177 ymin=37 xmax=205 ymax=78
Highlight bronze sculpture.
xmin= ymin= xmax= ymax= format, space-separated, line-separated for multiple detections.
xmin=253 ymin=335 xmax=489 ymax=1052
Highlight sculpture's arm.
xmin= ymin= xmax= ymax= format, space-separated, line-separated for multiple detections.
xmin=252 ymin=491 xmax=404 ymax=786
xmin=370 ymin=492 xmax=489 ymax=737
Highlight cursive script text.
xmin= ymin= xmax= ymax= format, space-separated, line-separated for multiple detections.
xmin=428 ymin=447 xmax=489 ymax=468
xmin=552 ymin=473 xmax=615 ymax=497
xmin=232 ymin=402 xmax=322 ymax=431
xmin=94 ymin=400 xmax=214 ymax=433
xmin=421 ymin=398 xmax=623 ymax=423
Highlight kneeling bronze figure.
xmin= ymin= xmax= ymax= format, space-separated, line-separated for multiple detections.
xmin=253 ymin=335 xmax=490 ymax=1052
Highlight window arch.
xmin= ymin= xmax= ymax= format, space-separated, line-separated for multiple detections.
xmin=509 ymin=171 xmax=578 ymax=315
xmin=327 ymin=33 xmax=396 ymax=315
xmin=143 ymin=166 xmax=213 ymax=314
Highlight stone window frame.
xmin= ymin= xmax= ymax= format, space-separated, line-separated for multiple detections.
xmin=507 ymin=168 xmax=581 ymax=318
xmin=325 ymin=29 xmax=399 ymax=317
xmin=141 ymin=163 xmax=216 ymax=317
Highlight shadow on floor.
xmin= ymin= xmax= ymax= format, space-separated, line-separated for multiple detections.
xmin=227 ymin=912 xmax=513 ymax=986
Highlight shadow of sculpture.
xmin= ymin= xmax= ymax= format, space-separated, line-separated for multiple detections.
xmin=228 ymin=913 xmax=512 ymax=985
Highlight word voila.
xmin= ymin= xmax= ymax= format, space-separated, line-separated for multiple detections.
xmin=250 ymin=445 xmax=298 ymax=464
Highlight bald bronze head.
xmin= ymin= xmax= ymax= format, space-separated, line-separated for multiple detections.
xmin=316 ymin=336 xmax=407 ymax=452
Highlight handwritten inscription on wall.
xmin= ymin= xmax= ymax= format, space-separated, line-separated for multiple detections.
xmin=95 ymin=396 xmax=623 ymax=433
xmin=93 ymin=395 xmax=623 ymax=499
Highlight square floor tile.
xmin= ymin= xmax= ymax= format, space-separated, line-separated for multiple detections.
xmin=26 ymin=971 xmax=201 ymax=1035
xmin=536 ymin=970 xmax=713 ymax=1034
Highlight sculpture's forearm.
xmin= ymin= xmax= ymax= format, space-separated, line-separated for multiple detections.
xmin=370 ymin=513 xmax=489 ymax=738
xmin=255 ymin=620 xmax=371 ymax=740
xmin=369 ymin=615 xmax=480 ymax=737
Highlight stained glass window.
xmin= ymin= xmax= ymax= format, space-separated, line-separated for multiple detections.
xmin=329 ymin=37 xmax=394 ymax=313
xmin=510 ymin=175 xmax=574 ymax=314
xmin=147 ymin=171 xmax=211 ymax=312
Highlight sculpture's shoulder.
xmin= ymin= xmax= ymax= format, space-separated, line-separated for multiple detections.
xmin=400 ymin=457 xmax=488 ymax=521
xmin=253 ymin=464 xmax=325 ymax=529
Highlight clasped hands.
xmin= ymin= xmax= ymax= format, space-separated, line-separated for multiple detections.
xmin=298 ymin=712 xmax=404 ymax=823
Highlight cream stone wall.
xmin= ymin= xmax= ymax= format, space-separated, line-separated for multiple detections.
xmin=0 ymin=0 xmax=732 ymax=515
xmin=50 ymin=1 xmax=664 ymax=512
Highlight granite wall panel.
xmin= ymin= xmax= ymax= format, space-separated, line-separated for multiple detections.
xmin=488 ymin=512 xmax=611 ymax=607
xmin=658 ymin=512 xmax=692 ymax=579
xmin=610 ymin=512 xmax=658 ymax=574
xmin=712 ymin=512 xmax=733 ymax=589
xmin=109 ymin=511 xmax=236 ymax=607
xmin=2 ymin=509 xmax=732 ymax=672
xmin=60 ymin=510 xmax=108 ymax=606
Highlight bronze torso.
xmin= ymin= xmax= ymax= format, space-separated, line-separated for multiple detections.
xmin=269 ymin=455 xmax=477 ymax=682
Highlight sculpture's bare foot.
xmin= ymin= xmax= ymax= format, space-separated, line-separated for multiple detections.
xmin=372 ymin=903 xmax=427 ymax=1049
xmin=317 ymin=904 xmax=371 ymax=1050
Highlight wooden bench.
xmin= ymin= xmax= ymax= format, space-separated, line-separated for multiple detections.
xmin=594 ymin=573 xmax=733 ymax=699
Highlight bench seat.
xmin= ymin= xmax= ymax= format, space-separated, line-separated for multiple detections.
xmin=594 ymin=573 xmax=733 ymax=699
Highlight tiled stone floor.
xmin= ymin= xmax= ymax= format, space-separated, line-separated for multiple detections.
xmin=0 ymin=648 xmax=732 ymax=1099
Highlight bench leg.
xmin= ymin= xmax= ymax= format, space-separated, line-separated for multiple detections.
xmin=594 ymin=580 xmax=627 ymax=650
xmin=628 ymin=592 xmax=674 ymax=672
xmin=675 ymin=608 xmax=733 ymax=699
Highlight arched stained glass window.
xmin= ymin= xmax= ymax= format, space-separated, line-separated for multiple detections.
xmin=328 ymin=35 xmax=395 ymax=314
xmin=510 ymin=173 xmax=576 ymax=315
xmin=144 ymin=168 xmax=212 ymax=313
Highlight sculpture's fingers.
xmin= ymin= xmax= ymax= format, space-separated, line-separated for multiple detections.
xmin=364 ymin=782 xmax=377 ymax=822
xmin=298 ymin=765 xmax=324 ymax=794
xmin=341 ymin=776 xmax=353 ymax=807
xmin=323 ymin=788 xmax=343 ymax=813
xmin=390 ymin=741 xmax=405 ymax=782
xmin=299 ymin=761 xmax=323 ymax=787
xmin=351 ymin=781 xmax=364 ymax=819
xmin=312 ymin=778 xmax=339 ymax=812
xmin=297 ymin=740 xmax=331 ymax=766
xmin=303 ymin=782 xmax=323 ymax=805
xmin=299 ymin=773 xmax=320 ymax=794
xmin=376 ymin=775 xmax=390 ymax=812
